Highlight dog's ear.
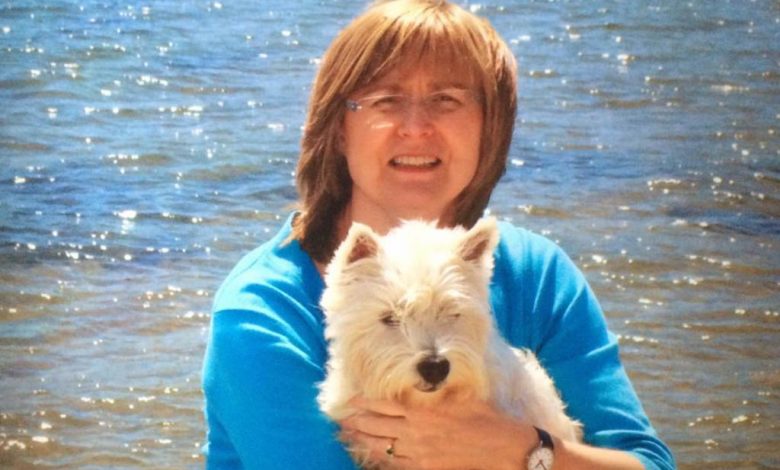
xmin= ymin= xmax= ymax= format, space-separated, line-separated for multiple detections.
xmin=459 ymin=217 xmax=499 ymax=265
xmin=343 ymin=222 xmax=379 ymax=265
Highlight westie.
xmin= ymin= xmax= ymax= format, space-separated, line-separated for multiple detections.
xmin=318 ymin=218 xmax=582 ymax=465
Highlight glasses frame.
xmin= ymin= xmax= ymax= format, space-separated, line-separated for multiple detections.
xmin=344 ymin=87 xmax=480 ymax=120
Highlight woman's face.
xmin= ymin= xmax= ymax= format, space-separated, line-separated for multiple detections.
xmin=340 ymin=62 xmax=483 ymax=233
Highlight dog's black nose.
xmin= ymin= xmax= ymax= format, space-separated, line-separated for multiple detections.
xmin=417 ymin=355 xmax=450 ymax=387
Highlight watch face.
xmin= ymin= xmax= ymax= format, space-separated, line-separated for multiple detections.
xmin=527 ymin=447 xmax=554 ymax=470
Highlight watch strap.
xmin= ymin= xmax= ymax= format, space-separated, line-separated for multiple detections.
xmin=534 ymin=426 xmax=554 ymax=450
xmin=527 ymin=427 xmax=555 ymax=470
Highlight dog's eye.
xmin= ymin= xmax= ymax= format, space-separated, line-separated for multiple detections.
xmin=380 ymin=313 xmax=401 ymax=327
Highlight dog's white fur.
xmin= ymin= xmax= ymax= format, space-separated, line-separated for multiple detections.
xmin=318 ymin=218 xmax=582 ymax=460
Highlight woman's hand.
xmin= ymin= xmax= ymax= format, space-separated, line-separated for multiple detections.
xmin=338 ymin=397 xmax=536 ymax=470
xmin=338 ymin=397 xmax=648 ymax=470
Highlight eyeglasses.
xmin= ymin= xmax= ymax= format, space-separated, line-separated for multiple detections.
xmin=345 ymin=88 xmax=479 ymax=123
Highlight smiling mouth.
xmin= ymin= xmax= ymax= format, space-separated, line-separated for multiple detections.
xmin=390 ymin=156 xmax=441 ymax=169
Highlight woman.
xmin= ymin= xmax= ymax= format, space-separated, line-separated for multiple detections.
xmin=202 ymin=1 xmax=676 ymax=469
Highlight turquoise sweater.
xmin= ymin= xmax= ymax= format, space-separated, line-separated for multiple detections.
xmin=202 ymin=214 xmax=675 ymax=469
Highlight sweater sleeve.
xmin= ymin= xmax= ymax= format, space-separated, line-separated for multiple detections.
xmin=202 ymin=282 xmax=357 ymax=469
xmin=496 ymin=225 xmax=676 ymax=470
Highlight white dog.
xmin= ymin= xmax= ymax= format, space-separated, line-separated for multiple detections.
xmin=318 ymin=218 xmax=582 ymax=464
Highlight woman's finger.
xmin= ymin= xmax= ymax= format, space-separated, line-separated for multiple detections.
xmin=341 ymin=410 xmax=405 ymax=437
xmin=341 ymin=428 xmax=412 ymax=466
xmin=348 ymin=396 xmax=406 ymax=417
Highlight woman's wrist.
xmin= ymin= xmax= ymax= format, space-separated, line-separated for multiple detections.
xmin=497 ymin=421 xmax=540 ymax=470
xmin=547 ymin=435 xmax=645 ymax=470
xmin=524 ymin=427 xmax=555 ymax=470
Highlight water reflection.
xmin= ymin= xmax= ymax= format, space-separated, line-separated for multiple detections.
xmin=1 ymin=1 xmax=778 ymax=468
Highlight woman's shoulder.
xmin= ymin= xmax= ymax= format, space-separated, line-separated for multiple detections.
xmin=212 ymin=213 xmax=323 ymax=315
xmin=494 ymin=219 xmax=570 ymax=271
xmin=492 ymin=218 xmax=590 ymax=301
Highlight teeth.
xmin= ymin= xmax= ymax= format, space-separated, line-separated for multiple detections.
xmin=391 ymin=156 xmax=439 ymax=167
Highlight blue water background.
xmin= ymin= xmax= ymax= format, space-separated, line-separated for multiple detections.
xmin=1 ymin=1 xmax=778 ymax=468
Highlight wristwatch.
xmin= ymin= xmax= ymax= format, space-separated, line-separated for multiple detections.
xmin=526 ymin=427 xmax=554 ymax=470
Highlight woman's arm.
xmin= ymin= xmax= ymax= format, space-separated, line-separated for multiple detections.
xmin=499 ymin=225 xmax=675 ymax=470
xmin=555 ymin=438 xmax=644 ymax=470
xmin=203 ymin=304 xmax=357 ymax=469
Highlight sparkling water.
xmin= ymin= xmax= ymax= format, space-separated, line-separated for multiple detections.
xmin=1 ymin=1 xmax=778 ymax=468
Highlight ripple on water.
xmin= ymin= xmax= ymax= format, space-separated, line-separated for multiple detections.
xmin=2 ymin=0 xmax=779 ymax=468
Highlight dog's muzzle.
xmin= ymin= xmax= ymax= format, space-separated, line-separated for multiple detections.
xmin=416 ymin=355 xmax=450 ymax=390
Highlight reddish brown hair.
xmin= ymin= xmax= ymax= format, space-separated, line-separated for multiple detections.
xmin=292 ymin=0 xmax=517 ymax=263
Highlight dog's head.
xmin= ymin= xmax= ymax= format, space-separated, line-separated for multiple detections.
xmin=321 ymin=217 xmax=500 ymax=405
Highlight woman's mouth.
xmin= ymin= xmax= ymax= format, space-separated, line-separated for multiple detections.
xmin=390 ymin=155 xmax=441 ymax=168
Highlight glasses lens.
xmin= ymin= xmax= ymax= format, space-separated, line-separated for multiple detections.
xmin=347 ymin=88 xmax=475 ymax=124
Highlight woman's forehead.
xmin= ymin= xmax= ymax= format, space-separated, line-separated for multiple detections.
xmin=363 ymin=57 xmax=478 ymax=91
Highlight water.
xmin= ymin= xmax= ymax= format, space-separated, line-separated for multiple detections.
xmin=0 ymin=0 xmax=777 ymax=468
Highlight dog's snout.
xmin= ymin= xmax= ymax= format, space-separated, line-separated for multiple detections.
xmin=416 ymin=355 xmax=450 ymax=387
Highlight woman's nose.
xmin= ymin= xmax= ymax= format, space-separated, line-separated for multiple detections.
xmin=397 ymin=101 xmax=435 ymax=137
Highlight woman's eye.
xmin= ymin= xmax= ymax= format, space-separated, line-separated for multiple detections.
xmin=433 ymin=93 xmax=459 ymax=103
xmin=370 ymin=95 xmax=404 ymax=110
xmin=429 ymin=92 xmax=463 ymax=112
